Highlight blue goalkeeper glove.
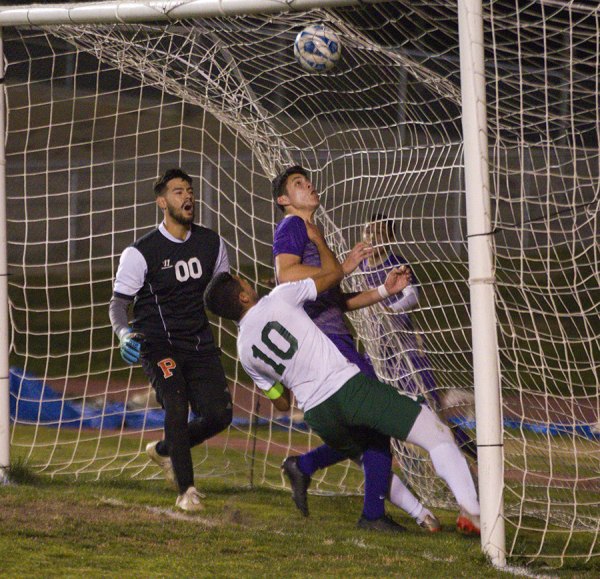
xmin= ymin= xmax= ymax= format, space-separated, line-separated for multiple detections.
xmin=119 ymin=330 xmax=142 ymax=364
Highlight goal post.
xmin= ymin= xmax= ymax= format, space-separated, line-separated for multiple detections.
xmin=1 ymin=0 xmax=599 ymax=569
xmin=458 ymin=0 xmax=504 ymax=566
xmin=0 ymin=27 xmax=10 ymax=485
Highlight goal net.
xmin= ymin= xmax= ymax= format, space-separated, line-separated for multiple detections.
xmin=2 ymin=0 xmax=598 ymax=566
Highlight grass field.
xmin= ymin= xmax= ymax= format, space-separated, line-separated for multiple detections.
xmin=3 ymin=428 xmax=600 ymax=577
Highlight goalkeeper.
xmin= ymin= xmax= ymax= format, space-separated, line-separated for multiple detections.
xmin=109 ymin=168 xmax=232 ymax=512
xmin=204 ymin=228 xmax=480 ymax=536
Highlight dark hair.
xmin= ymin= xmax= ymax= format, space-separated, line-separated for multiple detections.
xmin=370 ymin=213 xmax=396 ymax=239
xmin=153 ymin=168 xmax=192 ymax=196
xmin=271 ymin=165 xmax=309 ymax=213
xmin=204 ymin=272 xmax=245 ymax=321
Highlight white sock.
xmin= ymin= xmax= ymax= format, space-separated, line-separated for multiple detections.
xmin=388 ymin=474 xmax=424 ymax=520
xmin=407 ymin=405 xmax=480 ymax=516
xmin=429 ymin=443 xmax=480 ymax=516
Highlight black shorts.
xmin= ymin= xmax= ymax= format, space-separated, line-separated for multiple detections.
xmin=141 ymin=348 xmax=230 ymax=416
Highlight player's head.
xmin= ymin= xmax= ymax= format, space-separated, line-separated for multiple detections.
xmin=204 ymin=272 xmax=258 ymax=321
xmin=272 ymin=165 xmax=319 ymax=215
xmin=154 ymin=168 xmax=195 ymax=226
xmin=363 ymin=213 xmax=396 ymax=246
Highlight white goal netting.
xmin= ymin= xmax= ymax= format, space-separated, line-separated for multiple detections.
xmin=3 ymin=0 xmax=598 ymax=566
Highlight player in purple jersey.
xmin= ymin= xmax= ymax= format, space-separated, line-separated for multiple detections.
xmin=360 ymin=215 xmax=438 ymax=401
xmin=360 ymin=214 xmax=477 ymax=460
xmin=271 ymin=166 xmax=440 ymax=532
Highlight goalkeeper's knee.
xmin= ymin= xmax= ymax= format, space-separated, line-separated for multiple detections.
xmin=190 ymin=403 xmax=232 ymax=437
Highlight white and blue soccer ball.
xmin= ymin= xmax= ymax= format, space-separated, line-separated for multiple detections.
xmin=294 ymin=24 xmax=342 ymax=73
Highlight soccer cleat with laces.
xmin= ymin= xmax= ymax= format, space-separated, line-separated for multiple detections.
xmin=456 ymin=509 xmax=481 ymax=536
xmin=417 ymin=512 xmax=442 ymax=533
xmin=175 ymin=486 xmax=205 ymax=512
xmin=146 ymin=441 xmax=177 ymax=490
xmin=281 ymin=456 xmax=311 ymax=517
xmin=357 ymin=514 xmax=407 ymax=533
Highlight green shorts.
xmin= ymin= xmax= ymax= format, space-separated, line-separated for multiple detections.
xmin=304 ymin=372 xmax=422 ymax=458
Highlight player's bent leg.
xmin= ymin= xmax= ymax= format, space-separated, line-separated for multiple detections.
xmin=161 ymin=382 xmax=196 ymax=495
xmin=296 ymin=445 xmax=346 ymax=477
xmin=361 ymin=448 xmax=392 ymax=522
xmin=281 ymin=456 xmax=311 ymax=517
xmin=142 ymin=352 xmax=195 ymax=497
xmin=282 ymin=445 xmax=348 ymax=517
xmin=388 ymin=474 xmax=441 ymax=532
xmin=186 ymin=353 xmax=233 ymax=447
xmin=187 ymin=401 xmax=233 ymax=447
xmin=405 ymin=405 xmax=480 ymax=535
xmin=146 ymin=440 xmax=177 ymax=490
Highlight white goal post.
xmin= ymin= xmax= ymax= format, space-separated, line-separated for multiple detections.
xmin=1 ymin=0 xmax=599 ymax=569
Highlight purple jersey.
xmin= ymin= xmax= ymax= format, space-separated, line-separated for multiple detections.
xmin=273 ymin=215 xmax=350 ymax=336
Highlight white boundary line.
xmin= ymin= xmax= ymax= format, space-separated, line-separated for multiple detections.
xmin=96 ymin=495 xmax=220 ymax=525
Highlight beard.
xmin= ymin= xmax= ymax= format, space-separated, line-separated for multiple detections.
xmin=167 ymin=202 xmax=194 ymax=226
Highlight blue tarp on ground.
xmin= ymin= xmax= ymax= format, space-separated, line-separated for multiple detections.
xmin=448 ymin=416 xmax=600 ymax=441
xmin=9 ymin=367 xmax=598 ymax=439
xmin=9 ymin=367 xmax=165 ymax=430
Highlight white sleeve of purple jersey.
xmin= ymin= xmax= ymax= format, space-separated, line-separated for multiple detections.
xmin=388 ymin=284 xmax=419 ymax=313
xmin=270 ymin=278 xmax=317 ymax=306
xmin=113 ymin=246 xmax=147 ymax=297
xmin=213 ymin=237 xmax=230 ymax=275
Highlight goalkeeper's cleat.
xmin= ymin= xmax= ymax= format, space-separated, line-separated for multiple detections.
xmin=357 ymin=514 xmax=406 ymax=533
xmin=146 ymin=441 xmax=177 ymax=490
xmin=417 ymin=512 xmax=442 ymax=533
xmin=456 ymin=509 xmax=481 ymax=536
xmin=175 ymin=486 xmax=205 ymax=512
xmin=281 ymin=456 xmax=311 ymax=517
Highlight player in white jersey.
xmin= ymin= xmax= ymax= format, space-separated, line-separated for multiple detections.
xmin=204 ymin=234 xmax=481 ymax=535
xmin=238 ymin=279 xmax=360 ymax=413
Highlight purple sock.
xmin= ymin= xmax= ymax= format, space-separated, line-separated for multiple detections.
xmin=361 ymin=448 xmax=392 ymax=520
xmin=297 ymin=444 xmax=347 ymax=476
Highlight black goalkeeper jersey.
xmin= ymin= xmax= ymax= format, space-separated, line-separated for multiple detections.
xmin=115 ymin=224 xmax=223 ymax=353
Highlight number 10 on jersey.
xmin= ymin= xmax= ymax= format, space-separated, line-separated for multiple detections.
xmin=251 ymin=321 xmax=298 ymax=376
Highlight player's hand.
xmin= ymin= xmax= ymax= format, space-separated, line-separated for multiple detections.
xmin=342 ymin=242 xmax=373 ymax=275
xmin=119 ymin=331 xmax=142 ymax=364
xmin=383 ymin=265 xmax=411 ymax=296
xmin=305 ymin=220 xmax=325 ymax=245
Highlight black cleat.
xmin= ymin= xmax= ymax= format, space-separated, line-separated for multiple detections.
xmin=281 ymin=456 xmax=311 ymax=517
xmin=357 ymin=514 xmax=407 ymax=533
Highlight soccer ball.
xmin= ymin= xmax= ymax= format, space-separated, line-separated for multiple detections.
xmin=294 ymin=24 xmax=342 ymax=72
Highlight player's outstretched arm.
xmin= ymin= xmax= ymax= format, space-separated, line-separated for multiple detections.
xmin=386 ymin=284 xmax=419 ymax=313
xmin=343 ymin=266 xmax=411 ymax=311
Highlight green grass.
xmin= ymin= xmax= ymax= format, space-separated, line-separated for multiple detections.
xmin=4 ymin=427 xmax=600 ymax=577
xmin=1 ymin=477 xmax=488 ymax=578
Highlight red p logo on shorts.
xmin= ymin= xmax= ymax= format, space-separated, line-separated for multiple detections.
xmin=157 ymin=358 xmax=177 ymax=379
